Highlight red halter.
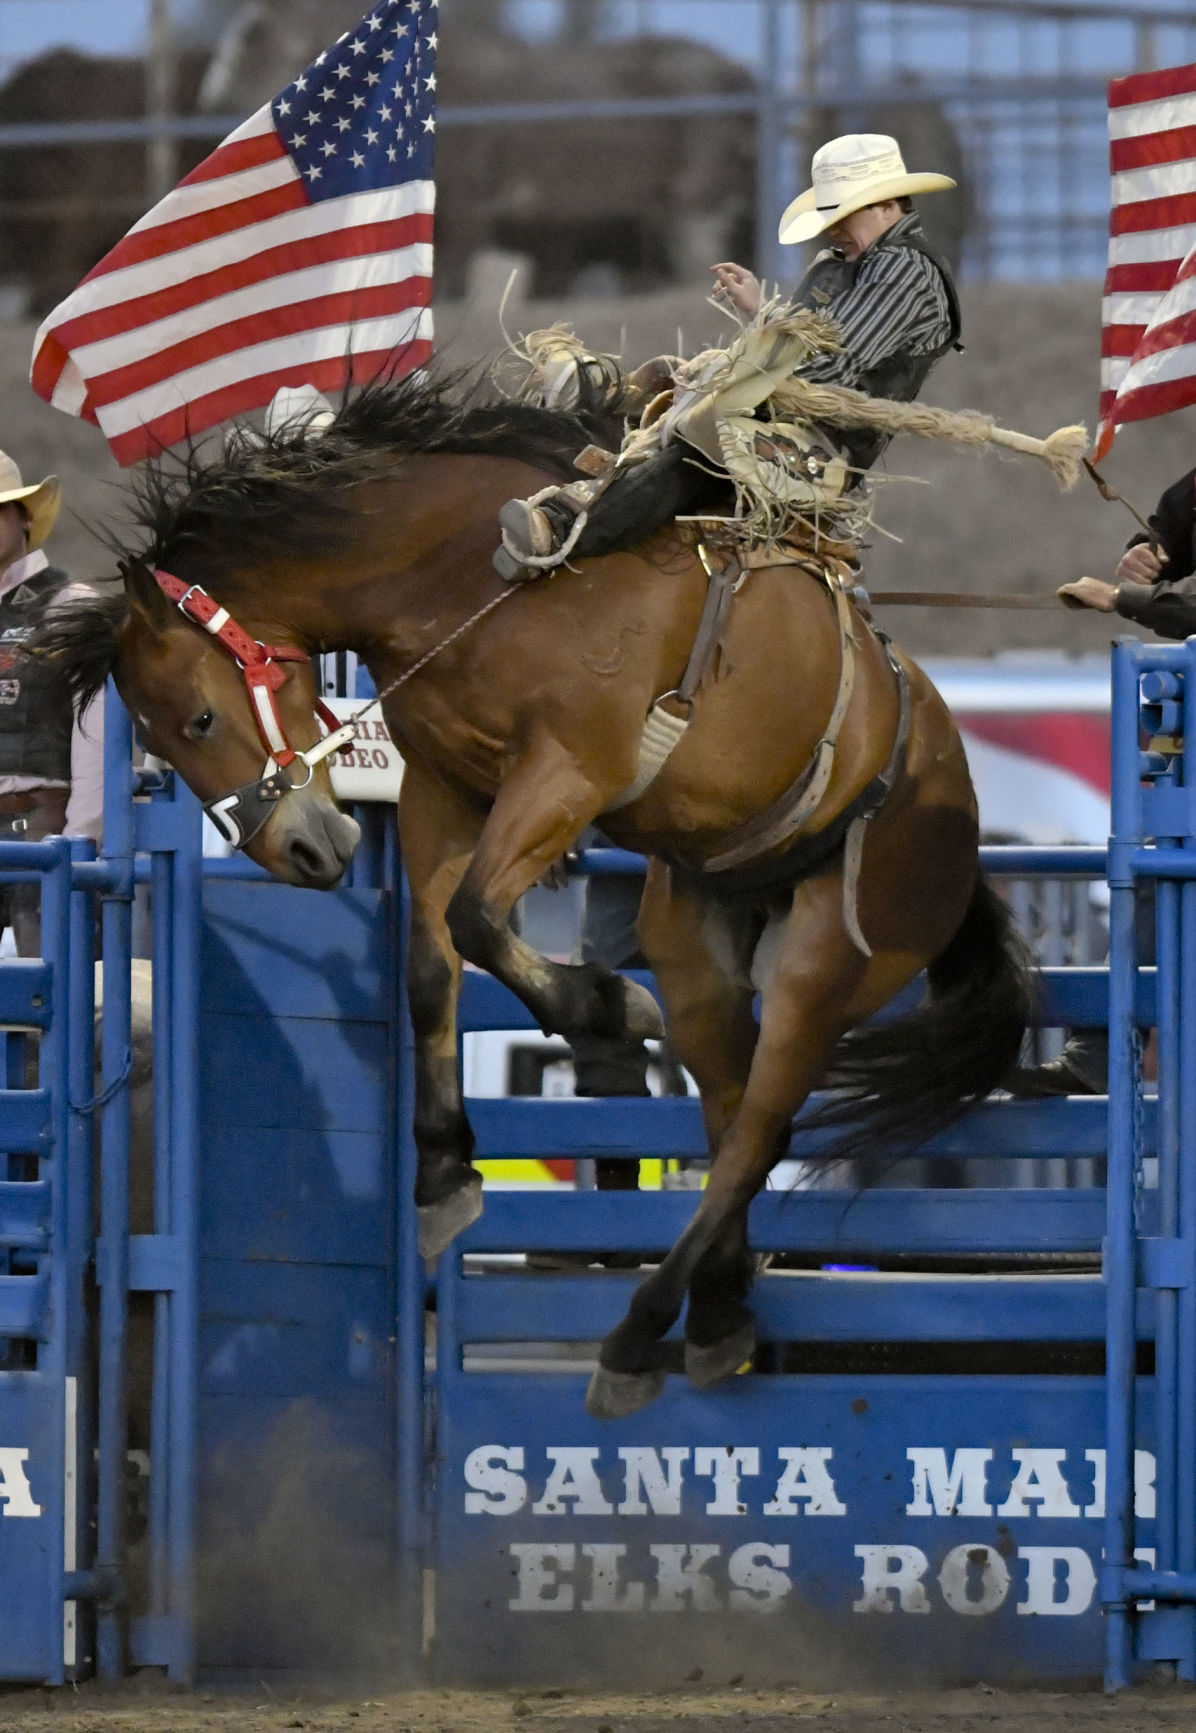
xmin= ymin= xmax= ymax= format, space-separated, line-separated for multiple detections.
xmin=152 ymin=568 xmax=358 ymax=849
xmin=153 ymin=568 xmax=353 ymax=771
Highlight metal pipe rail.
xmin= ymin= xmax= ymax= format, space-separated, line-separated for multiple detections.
xmin=1104 ymin=637 xmax=1196 ymax=1690
xmin=578 ymin=844 xmax=1109 ymax=878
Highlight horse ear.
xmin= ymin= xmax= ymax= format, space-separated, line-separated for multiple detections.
xmin=121 ymin=559 xmax=175 ymax=631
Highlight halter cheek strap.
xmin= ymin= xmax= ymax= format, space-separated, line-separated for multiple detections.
xmin=153 ymin=568 xmax=355 ymax=769
xmin=152 ymin=567 xmax=358 ymax=848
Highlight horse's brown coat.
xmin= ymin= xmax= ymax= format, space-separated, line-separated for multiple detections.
xmin=44 ymin=382 xmax=1028 ymax=1418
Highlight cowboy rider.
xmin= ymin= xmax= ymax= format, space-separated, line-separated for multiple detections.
xmin=495 ymin=133 xmax=962 ymax=577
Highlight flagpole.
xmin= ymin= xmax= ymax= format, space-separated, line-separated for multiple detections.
xmin=147 ymin=0 xmax=178 ymax=207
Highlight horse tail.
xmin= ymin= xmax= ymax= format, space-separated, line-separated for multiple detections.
xmin=798 ymin=874 xmax=1035 ymax=1168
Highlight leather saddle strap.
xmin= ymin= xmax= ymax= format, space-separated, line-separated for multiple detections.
xmin=600 ymin=535 xmax=743 ymax=816
xmin=702 ymin=568 xmax=858 ymax=874
xmin=677 ymin=538 xmax=743 ymax=706
xmin=841 ymin=647 xmax=913 ymax=957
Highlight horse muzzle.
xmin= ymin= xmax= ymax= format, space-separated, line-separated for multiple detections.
xmin=274 ymin=802 xmax=361 ymax=889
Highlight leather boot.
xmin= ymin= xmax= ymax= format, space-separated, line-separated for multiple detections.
xmin=493 ymin=494 xmax=581 ymax=580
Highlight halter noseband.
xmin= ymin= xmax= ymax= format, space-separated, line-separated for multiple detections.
xmin=153 ymin=568 xmax=356 ymax=848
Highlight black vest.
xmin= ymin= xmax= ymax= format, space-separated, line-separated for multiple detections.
xmin=0 ymin=567 xmax=75 ymax=781
xmin=793 ymin=227 xmax=963 ymax=472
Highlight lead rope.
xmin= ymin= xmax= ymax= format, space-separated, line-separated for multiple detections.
xmin=341 ymin=586 xmax=520 ymax=734
xmin=1082 ymin=458 xmax=1158 ymax=545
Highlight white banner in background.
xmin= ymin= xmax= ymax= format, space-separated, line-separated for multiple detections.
xmin=324 ymin=698 xmax=404 ymax=805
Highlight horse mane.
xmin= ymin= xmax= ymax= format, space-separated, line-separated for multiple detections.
xmin=130 ymin=361 xmax=627 ymax=572
xmin=32 ymin=578 xmax=129 ymax=714
xmin=31 ymin=359 xmax=630 ymax=711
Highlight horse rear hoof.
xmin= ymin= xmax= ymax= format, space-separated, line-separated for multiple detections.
xmin=586 ymin=1364 xmax=667 ymax=1419
xmin=419 ymin=1174 xmax=484 ymax=1260
xmin=685 ymin=1321 xmax=757 ymax=1390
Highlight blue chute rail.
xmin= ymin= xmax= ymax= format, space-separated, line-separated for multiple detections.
xmin=1103 ymin=639 xmax=1196 ymax=1689
xmin=432 ymin=841 xmax=1156 ymax=1691
xmin=0 ymin=655 xmax=1184 ymax=1692
xmin=445 ymin=849 xmax=1139 ymax=1373
xmin=0 ymin=839 xmax=94 ymax=1685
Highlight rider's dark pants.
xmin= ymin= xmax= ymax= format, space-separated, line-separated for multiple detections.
xmin=570 ymin=859 xmax=690 ymax=1190
xmin=571 ymin=866 xmax=651 ymax=1191
xmin=567 ymin=445 xmax=730 ymax=559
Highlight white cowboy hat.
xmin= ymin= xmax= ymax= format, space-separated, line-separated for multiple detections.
xmin=0 ymin=451 xmax=60 ymax=551
xmin=778 ymin=133 xmax=956 ymax=246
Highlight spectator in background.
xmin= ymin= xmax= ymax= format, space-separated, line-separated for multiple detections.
xmin=0 ymin=452 xmax=102 ymax=956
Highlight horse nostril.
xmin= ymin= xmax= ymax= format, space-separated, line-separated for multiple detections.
xmin=285 ymin=834 xmax=328 ymax=881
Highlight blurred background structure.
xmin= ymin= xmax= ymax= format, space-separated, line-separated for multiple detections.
xmin=1 ymin=0 xmax=1195 ymax=661
xmin=3 ymin=0 xmax=1195 ymax=304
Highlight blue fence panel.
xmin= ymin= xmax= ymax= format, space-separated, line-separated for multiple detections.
xmin=0 ymin=837 xmax=93 ymax=1683
xmin=1102 ymin=638 xmax=1196 ymax=1689
xmin=428 ymin=821 xmax=1143 ymax=1687
xmin=434 ymin=1373 xmax=1140 ymax=1687
xmin=8 ymin=663 xmax=1162 ymax=1691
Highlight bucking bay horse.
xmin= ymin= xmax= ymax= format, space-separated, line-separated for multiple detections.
xmin=38 ymin=371 xmax=1032 ymax=1419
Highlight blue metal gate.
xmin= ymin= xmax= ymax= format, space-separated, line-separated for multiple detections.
xmin=433 ymin=916 xmax=1137 ymax=1687
xmin=2 ymin=648 xmax=1188 ymax=1688
xmin=1103 ymin=635 xmax=1196 ymax=1689
xmin=0 ymin=834 xmax=92 ymax=1682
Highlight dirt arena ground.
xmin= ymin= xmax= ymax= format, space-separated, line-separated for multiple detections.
xmin=0 ymin=1682 xmax=1194 ymax=1733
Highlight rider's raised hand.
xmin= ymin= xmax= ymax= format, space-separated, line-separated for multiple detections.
xmin=711 ymin=262 xmax=762 ymax=319
xmin=1116 ymin=542 xmax=1166 ymax=585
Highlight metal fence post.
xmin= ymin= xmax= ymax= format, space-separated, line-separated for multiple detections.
xmin=165 ymin=774 xmax=202 ymax=1683
xmin=1103 ymin=640 xmax=1143 ymax=1691
xmin=391 ymin=820 xmax=426 ymax=1681
xmin=95 ymin=687 xmax=136 ymax=1680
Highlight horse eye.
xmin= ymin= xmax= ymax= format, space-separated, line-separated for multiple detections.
xmin=187 ymin=708 xmax=216 ymax=740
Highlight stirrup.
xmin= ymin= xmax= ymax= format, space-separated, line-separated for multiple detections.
xmin=494 ymin=490 xmax=590 ymax=579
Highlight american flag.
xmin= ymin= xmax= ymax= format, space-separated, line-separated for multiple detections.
xmin=31 ymin=0 xmax=436 ymax=467
xmin=1097 ymin=62 xmax=1196 ymax=460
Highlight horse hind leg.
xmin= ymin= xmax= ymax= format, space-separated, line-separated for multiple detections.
xmin=589 ymin=870 xmax=893 ymax=1418
xmin=586 ymin=868 xmax=763 ymax=1419
xmin=683 ymin=908 xmax=793 ymax=1388
xmin=592 ymin=810 xmax=993 ymax=1414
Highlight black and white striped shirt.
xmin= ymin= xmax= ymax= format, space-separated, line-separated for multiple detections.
xmin=798 ymin=213 xmax=955 ymax=392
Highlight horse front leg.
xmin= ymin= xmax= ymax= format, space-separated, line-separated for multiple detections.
xmin=399 ymin=759 xmax=488 ymax=1258
xmin=445 ymin=740 xmax=664 ymax=1048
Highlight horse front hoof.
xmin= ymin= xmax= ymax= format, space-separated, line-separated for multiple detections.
xmin=622 ymin=975 xmax=665 ymax=1041
xmin=418 ymin=1173 xmax=484 ymax=1260
xmin=684 ymin=1321 xmax=757 ymax=1390
xmin=586 ymin=1364 xmax=667 ymax=1420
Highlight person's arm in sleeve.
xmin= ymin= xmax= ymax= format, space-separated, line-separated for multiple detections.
xmin=799 ymin=247 xmax=953 ymax=390
xmin=1120 ymin=466 xmax=1196 ymax=583
xmin=1112 ymin=570 xmax=1196 ymax=640
xmin=64 ymin=689 xmax=104 ymax=845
